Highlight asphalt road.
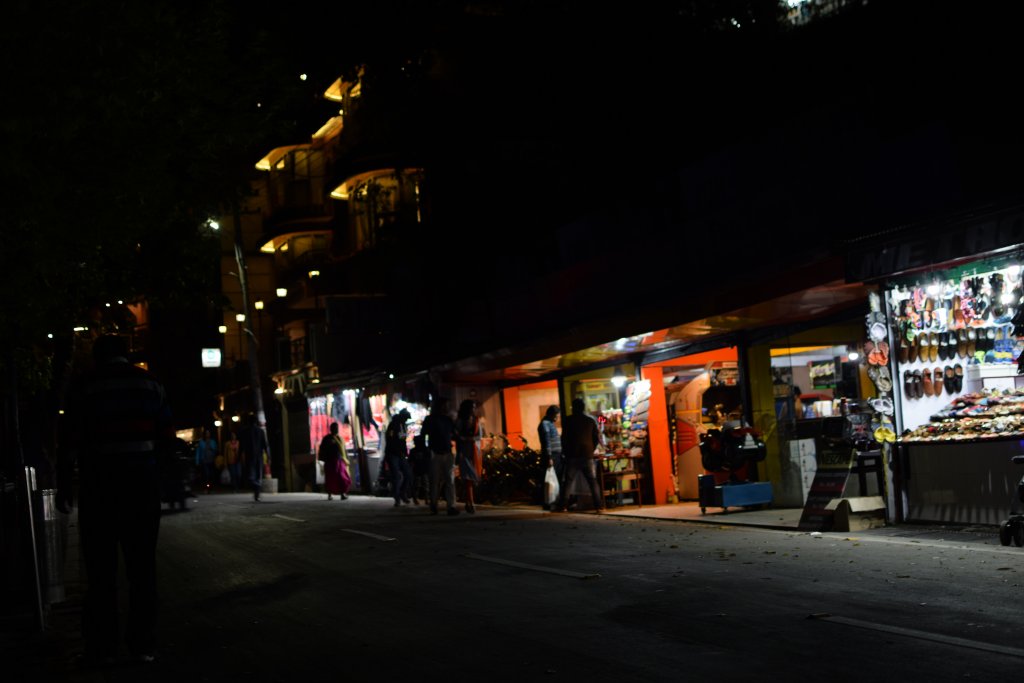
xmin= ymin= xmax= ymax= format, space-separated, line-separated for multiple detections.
xmin=15 ymin=492 xmax=1024 ymax=682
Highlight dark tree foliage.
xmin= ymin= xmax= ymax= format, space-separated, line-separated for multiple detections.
xmin=1 ymin=0 xmax=316 ymax=390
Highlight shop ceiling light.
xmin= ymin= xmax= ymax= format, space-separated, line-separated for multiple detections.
xmin=276 ymin=288 xmax=288 ymax=298
xmin=611 ymin=366 xmax=628 ymax=388
xmin=218 ymin=325 xmax=227 ymax=334
xmin=254 ymin=300 xmax=264 ymax=310
xmin=235 ymin=313 xmax=246 ymax=322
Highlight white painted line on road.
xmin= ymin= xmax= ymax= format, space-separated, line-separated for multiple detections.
xmin=464 ymin=553 xmax=600 ymax=579
xmin=815 ymin=614 xmax=1024 ymax=658
xmin=341 ymin=529 xmax=396 ymax=542
xmin=272 ymin=514 xmax=306 ymax=523
xmin=845 ymin=535 xmax=1024 ymax=556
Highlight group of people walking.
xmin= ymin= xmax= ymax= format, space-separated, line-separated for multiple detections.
xmin=537 ymin=398 xmax=606 ymax=513
xmin=194 ymin=415 xmax=269 ymax=501
xmin=376 ymin=395 xmax=603 ymax=515
xmin=382 ymin=397 xmax=483 ymax=515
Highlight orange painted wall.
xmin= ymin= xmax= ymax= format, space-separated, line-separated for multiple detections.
xmin=501 ymin=380 xmax=556 ymax=443
xmin=502 ymin=387 xmax=522 ymax=440
xmin=641 ymin=365 xmax=673 ymax=505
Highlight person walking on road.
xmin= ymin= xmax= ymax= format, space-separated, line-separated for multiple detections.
xmin=56 ymin=334 xmax=174 ymax=665
xmin=317 ymin=421 xmax=351 ymax=500
xmin=422 ymin=396 xmax=459 ymax=516
xmin=557 ymin=398 xmax=605 ymax=513
xmin=238 ymin=413 xmax=269 ymax=502
xmin=537 ymin=404 xmax=563 ymax=510
xmin=454 ymin=399 xmax=480 ymax=513
xmin=224 ymin=430 xmax=241 ymax=491
xmin=408 ymin=432 xmax=431 ymax=504
xmin=194 ymin=428 xmax=217 ymax=492
xmin=384 ymin=409 xmax=413 ymax=506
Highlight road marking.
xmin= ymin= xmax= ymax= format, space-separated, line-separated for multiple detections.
xmin=272 ymin=514 xmax=305 ymax=523
xmin=341 ymin=529 xmax=396 ymax=542
xmin=813 ymin=614 xmax=1024 ymax=658
xmin=464 ymin=553 xmax=600 ymax=579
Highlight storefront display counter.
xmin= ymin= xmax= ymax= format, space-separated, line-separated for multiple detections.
xmin=899 ymin=437 xmax=1024 ymax=524
xmin=599 ymin=454 xmax=643 ymax=507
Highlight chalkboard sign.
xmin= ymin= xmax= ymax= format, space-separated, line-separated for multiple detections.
xmin=798 ymin=440 xmax=856 ymax=531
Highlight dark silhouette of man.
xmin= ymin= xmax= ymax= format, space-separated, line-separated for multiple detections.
xmin=556 ymin=397 xmax=605 ymax=512
xmin=57 ymin=334 xmax=173 ymax=664
xmin=238 ymin=413 xmax=269 ymax=501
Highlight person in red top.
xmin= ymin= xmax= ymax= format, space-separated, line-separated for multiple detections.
xmin=57 ymin=334 xmax=174 ymax=666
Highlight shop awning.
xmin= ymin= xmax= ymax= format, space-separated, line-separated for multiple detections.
xmin=435 ymin=279 xmax=872 ymax=385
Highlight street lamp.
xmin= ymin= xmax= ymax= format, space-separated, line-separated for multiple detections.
xmin=235 ymin=313 xmax=246 ymax=359
xmin=254 ymin=300 xmax=264 ymax=343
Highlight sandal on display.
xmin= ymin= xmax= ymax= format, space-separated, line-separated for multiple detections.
xmin=899 ymin=337 xmax=910 ymax=364
xmin=957 ymin=329 xmax=968 ymax=358
xmin=870 ymin=397 xmax=894 ymax=415
xmin=903 ymin=370 xmax=914 ymax=398
xmin=912 ymin=369 xmax=923 ymax=399
xmin=954 ymin=363 xmax=964 ymax=393
xmin=943 ymin=365 xmax=956 ymax=394
xmin=922 ymin=369 xmax=934 ymax=397
xmin=929 ymin=333 xmax=939 ymax=362
xmin=934 ymin=367 xmax=945 ymax=395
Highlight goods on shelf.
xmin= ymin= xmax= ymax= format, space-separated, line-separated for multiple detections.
xmin=901 ymin=387 xmax=1024 ymax=442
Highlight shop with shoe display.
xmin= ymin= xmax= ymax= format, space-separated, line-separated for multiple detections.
xmin=885 ymin=255 xmax=1024 ymax=523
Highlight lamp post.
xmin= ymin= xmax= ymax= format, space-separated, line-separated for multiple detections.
xmin=308 ymin=270 xmax=320 ymax=363
xmin=235 ymin=313 xmax=246 ymax=360
xmin=227 ymin=201 xmax=270 ymax=479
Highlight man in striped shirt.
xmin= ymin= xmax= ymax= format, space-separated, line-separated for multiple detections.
xmin=57 ymin=334 xmax=174 ymax=665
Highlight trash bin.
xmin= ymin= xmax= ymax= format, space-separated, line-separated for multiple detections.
xmin=40 ymin=489 xmax=67 ymax=604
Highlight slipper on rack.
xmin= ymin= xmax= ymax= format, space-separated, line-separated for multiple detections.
xmin=869 ymin=397 xmax=894 ymax=415
xmin=953 ymin=363 xmax=964 ymax=392
xmin=943 ymin=365 xmax=955 ymax=394
xmin=873 ymin=426 xmax=897 ymax=443
xmin=934 ymin=367 xmax=944 ymax=395
xmin=922 ymin=369 xmax=934 ymax=397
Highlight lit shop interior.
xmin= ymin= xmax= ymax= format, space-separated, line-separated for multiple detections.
xmin=885 ymin=255 xmax=1024 ymax=524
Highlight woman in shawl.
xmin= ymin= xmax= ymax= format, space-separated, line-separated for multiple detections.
xmin=318 ymin=422 xmax=351 ymax=500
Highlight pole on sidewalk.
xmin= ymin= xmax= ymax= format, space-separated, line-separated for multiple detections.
xmin=23 ymin=466 xmax=45 ymax=630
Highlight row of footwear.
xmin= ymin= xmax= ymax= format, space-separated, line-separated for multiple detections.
xmin=891 ymin=271 xmax=1023 ymax=333
xmin=896 ymin=328 xmax=1006 ymax=364
xmin=903 ymin=365 xmax=964 ymax=399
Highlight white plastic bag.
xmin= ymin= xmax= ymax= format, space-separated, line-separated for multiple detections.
xmin=544 ymin=465 xmax=560 ymax=505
